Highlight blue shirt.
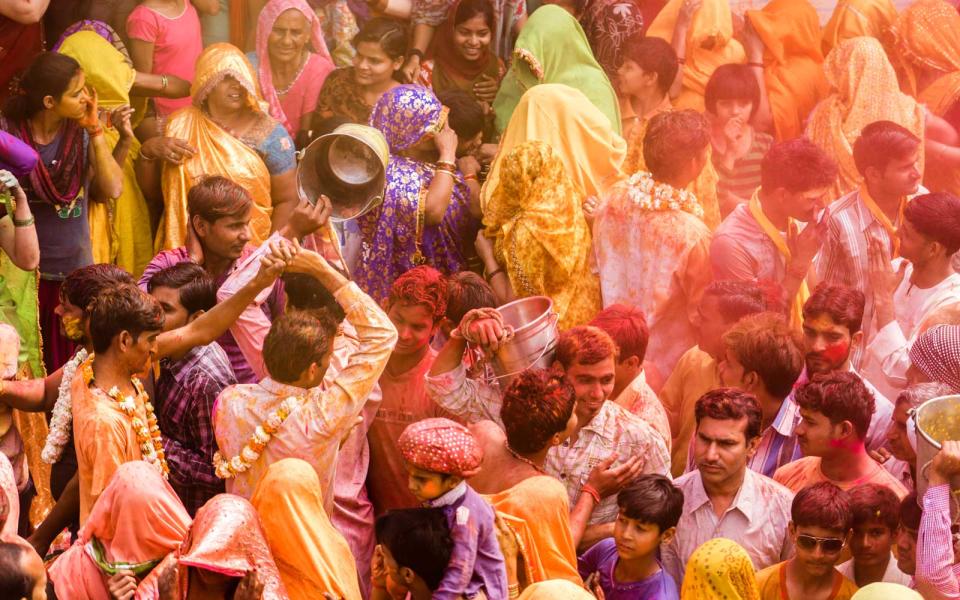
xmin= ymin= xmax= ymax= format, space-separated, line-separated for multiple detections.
xmin=578 ymin=538 xmax=679 ymax=600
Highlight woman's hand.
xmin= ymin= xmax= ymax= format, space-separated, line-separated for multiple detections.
xmin=678 ymin=0 xmax=702 ymax=26
xmin=106 ymin=571 xmax=137 ymax=600
xmin=371 ymin=545 xmax=388 ymax=590
xmin=582 ymin=195 xmax=601 ymax=223
xmin=140 ymin=136 xmax=197 ymax=164
xmin=475 ymin=230 xmax=499 ymax=273
xmin=110 ymin=105 xmax=136 ymax=140
xmin=473 ymin=74 xmax=499 ymax=104
xmin=78 ymin=86 xmax=101 ymax=131
xmin=742 ymin=18 xmax=765 ymax=63
xmin=0 ymin=170 xmax=27 ymax=213
xmin=399 ymin=55 xmax=421 ymax=83
xmin=234 ymin=570 xmax=265 ymax=600
xmin=434 ymin=124 xmax=459 ymax=162
xmin=458 ymin=155 xmax=482 ymax=179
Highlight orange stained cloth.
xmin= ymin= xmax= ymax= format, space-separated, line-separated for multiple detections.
xmin=646 ymin=0 xmax=745 ymax=113
xmin=482 ymin=84 xmax=626 ymax=211
xmin=806 ymin=36 xmax=925 ymax=200
xmin=773 ymin=456 xmax=909 ymax=500
xmin=158 ymin=43 xmax=273 ymax=251
xmin=658 ymin=346 xmax=721 ymax=477
xmin=251 ymin=459 xmax=362 ymax=600
xmin=483 ymin=141 xmax=602 ymax=329
xmin=821 ymin=0 xmax=899 ymax=57
xmin=889 ymin=0 xmax=960 ymax=97
xmin=484 ymin=475 xmax=583 ymax=587
xmin=48 ymin=461 xmax=191 ymax=600
xmin=920 ymin=72 xmax=960 ymax=196
xmin=746 ymin=0 xmax=829 ymax=141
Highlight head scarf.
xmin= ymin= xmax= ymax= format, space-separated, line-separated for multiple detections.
xmin=806 ymin=36 xmax=926 ymax=198
xmin=430 ymin=0 xmax=503 ymax=93
xmin=176 ymin=494 xmax=288 ymax=599
xmin=254 ymin=0 xmax=335 ymax=133
xmin=890 ymin=0 xmax=960 ymax=94
xmin=579 ymin=0 xmax=645 ymax=82
xmin=48 ymin=461 xmax=191 ymax=600
xmin=483 ymin=84 xmax=626 ymax=208
xmin=517 ymin=580 xmax=596 ymax=599
xmin=399 ymin=418 xmax=484 ymax=477
xmin=191 ymin=43 xmax=268 ymax=114
xmin=251 ymin=459 xmax=362 ymax=600
xmin=821 ymin=0 xmax=899 ymax=57
xmin=492 ymin=5 xmax=621 ymax=134
xmin=369 ymin=84 xmax=449 ymax=153
xmin=910 ymin=325 xmax=960 ymax=392
xmin=680 ymin=538 xmax=760 ymax=600
xmin=852 ymin=582 xmax=924 ymax=600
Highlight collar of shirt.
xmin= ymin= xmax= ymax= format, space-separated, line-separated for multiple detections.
xmin=771 ymin=394 xmax=800 ymax=437
xmin=160 ymin=344 xmax=210 ymax=379
xmin=426 ymin=481 xmax=467 ymax=508
xmin=685 ymin=468 xmax=759 ymax=520
xmin=258 ymin=377 xmax=308 ymax=398
xmin=580 ymin=401 xmax=619 ymax=438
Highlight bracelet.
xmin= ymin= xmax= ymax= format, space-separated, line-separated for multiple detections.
xmin=407 ymin=49 xmax=425 ymax=61
xmin=508 ymin=583 xmax=520 ymax=599
xmin=485 ymin=267 xmax=504 ymax=282
xmin=747 ymin=61 xmax=764 ymax=68
xmin=464 ymin=173 xmax=478 ymax=182
xmin=87 ymin=126 xmax=104 ymax=138
xmin=161 ymin=74 xmax=169 ymax=91
xmin=13 ymin=215 xmax=34 ymax=227
xmin=435 ymin=168 xmax=457 ymax=180
xmin=582 ymin=484 xmax=602 ymax=505
xmin=435 ymin=160 xmax=456 ymax=171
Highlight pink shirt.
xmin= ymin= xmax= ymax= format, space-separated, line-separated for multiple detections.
xmin=916 ymin=483 xmax=960 ymax=599
xmin=127 ymin=1 xmax=203 ymax=116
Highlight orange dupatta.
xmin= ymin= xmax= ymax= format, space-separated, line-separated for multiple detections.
xmin=821 ymin=0 xmax=899 ymax=56
xmin=748 ymin=189 xmax=808 ymax=329
xmin=158 ymin=44 xmax=273 ymax=251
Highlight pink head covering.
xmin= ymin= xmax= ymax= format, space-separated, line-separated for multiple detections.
xmin=398 ymin=418 xmax=484 ymax=477
xmin=0 ymin=453 xmax=19 ymax=540
xmin=255 ymin=0 xmax=335 ymax=133
xmin=0 ymin=324 xmax=18 ymax=379
xmin=910 ymin=324 xmax=960 ymax=393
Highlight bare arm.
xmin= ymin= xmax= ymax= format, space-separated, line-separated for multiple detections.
xmin=743 ymin=20 xmax=774 ymax=135
xmin=925 ymin=112 xmax=960 ymax=146
xmin=131 ymin=71 xmax=191 ymax=99
xmin=87 ymin=130 xmax=125 ymax=201
xmin=192 ymin=0 xmax=221 ymax=15
xmin=669 ymin=0 xmax=699 ymax=99
xmin=0 ymin=175 xmax=38 ymax=270
xmin=0 ymin=370 xmax=60 ymax=413
xmin=269 ymin=169 xmax=299 ymax=234
xmin=128 ymin=38 xmax=155 ymax=75
xmin=0 ymin=0 xmax=50 ymax=23
xmin=28 ymin=474 xmax=79 ymax=557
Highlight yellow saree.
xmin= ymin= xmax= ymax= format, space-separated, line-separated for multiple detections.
xmin=58 ymin=30 xmax=154 ymax=277
xmin=158 ymin=44 xmax=273 ymax=251
xmin=821 ymin=0 xmax=899 ymax=56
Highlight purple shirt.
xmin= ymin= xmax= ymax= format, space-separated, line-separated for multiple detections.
xmin=578 ymin=538 xmax=679 ymax=600
xmin=425 ymin=482 xmax=508 ymax=599
xmin=139 ymin=246 xmax=285 ymax=383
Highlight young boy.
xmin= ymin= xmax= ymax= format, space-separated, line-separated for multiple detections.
xmin=756 ymin=482 xmax=859 ymax=600
xmin=398 ymin=417 xmax=507 ymax=599
xmin=838 ymin=484 xmax=912 ymax=587
xmin=372 ymin=508 xmax=455 ymax=600
xmin=578 ymin=474 xmax=683 ymax=599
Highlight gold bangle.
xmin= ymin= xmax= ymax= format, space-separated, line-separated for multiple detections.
xmin=161 ymin=74 xmax=168 ymax=90
xmin=508 ymin=584 xmax=520 ymax=599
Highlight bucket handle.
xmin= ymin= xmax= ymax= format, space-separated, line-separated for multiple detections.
xmin=483 ymin=311 xmax=559 ymax=383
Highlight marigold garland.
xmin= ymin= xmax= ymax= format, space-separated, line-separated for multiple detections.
xmin=41 ymin=348 xmax=88 ymax=464
xmin=213 ymin=397 xmax=300 ymax=479
xmin=622 ymin=171 xmax=704 ymax=218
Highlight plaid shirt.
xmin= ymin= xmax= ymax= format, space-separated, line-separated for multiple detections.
xmin=155 ymin=342 xmax=237 ymax=515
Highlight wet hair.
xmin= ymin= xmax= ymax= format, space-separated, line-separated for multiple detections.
xmin=3 ymin=51 xmax=81 ymax=122
xmin=904 ymin=192 xmax=960 ymax=254
xmin=702 ymin=280 xmax=769 ymax=322
xmin=147 ymin=262 xmax=217 ymax=316
xmin=803 ymin=283 xmax=865 ymax=335
xmin=848 ymin=483 xmax=901 ymax=532
xmin=445 ymin=271 xmax=496 ymax=325
xmin=353 ymin=17 xmax=409 ymax=60
xmin=853 ymin=120 xmax=921 ymax=177
xmin=437 ymin=89 xmax=485 ymax=142
xmin=0 ymin=542 xmax=30 ymax=599
xmin=694 ymin=387 xmax=763 ymax=441
xmin=589 ymin=304 xmax=649 ymax=363
xmin=88 ymin=284 xmax=165 ymax=354
xmin=794 ymin=371 xmax=875 ymax=441
xmin=387 ymin=266 xmax=448 ymax=324
xmin=187 ymin=176 xmax=253 ymax=223
xmin=900 ymin=492 xmax=921 ymax=532
xmin=722 ymin=312 xmax=804 ymax=399
xmin=704 ymin=64 xmax=761 ymax=118
xmin=555 ymin=325 xmax=618 ymax=369
xmin=617 ymin=474 xmax=684 ymax=533
xmin=500 ymin=368 xmax=576 ymax=454
xmin=453 ymin=0 xmax=495 ymax=29
xmin=760 ymin=138 xmax=839 ymax=194
xmin=792 ymin=482 xmax=852 ymax=533
xmin=375 ymin=508 xmax=453 ymax=591
xmin=620 ymin=36 xmax=678 ymax=96
xmin=282 ymin=272 xmax=346 ymax=325
xmin=895 ymin=382 xmax=955 ymax=410
xmin=61 ymin=264 xmax=135 ymax=313
xmin=263 ymin=311 xmax=334 ymax=383
xmin=642 ymin=110 xmax=709 ymax=183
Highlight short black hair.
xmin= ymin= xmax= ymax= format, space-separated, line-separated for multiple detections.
xmin=904 ymin=192 xmax=960 ymax=255
xmin=704 ymin=63 xmax=761 ymax=118
xmin=282 ymin=272 xmax=346 ymax=324
xmin=88 ymin=284 xmax=165 ymax=354
xmin=263 ymin=311 xmax=334 ymax=383
xmin=621 ymin=36 xmax=677 ymax=96
xmin=853 ymin=120 xmax=921 ymax=177
xmin=375 ymin=508 xmax=453 ymax=591
xmin=353 ymin=17 xmax=408 ymax=60
xmin=147 ymin=262 xmax=217 ymax=315
xmin=617 ymin=474 xmax=684 ymax=533
xmin=445 ymin=271 xmax=496 ymax=324
xmin=0 ymin=542 xmax=31 ymax=598
xmin=437 ymin=89 xmax=485 ymax=142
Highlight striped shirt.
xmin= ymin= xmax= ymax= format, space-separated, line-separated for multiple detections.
xmin=915 ymin=483 xmax=960 ymax=598
xmin=714 ymin=131 xmax=773 ymax=203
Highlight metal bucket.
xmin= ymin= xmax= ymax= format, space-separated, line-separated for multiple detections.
xmin=911 ymin=394 xmax=960 ymax=520
xmin=490 ymin=296 xmax=559 ymax=380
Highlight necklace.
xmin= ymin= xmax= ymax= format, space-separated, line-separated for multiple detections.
xmin=214 ymin=396 xmax=300 ymax=479
xmin=42 ymin=348 xmax=88 ymax=464
xmin=274 ymin=51 xmax=309 ymax=96
xmin=504 ymin=440 xmax=546 ymax=474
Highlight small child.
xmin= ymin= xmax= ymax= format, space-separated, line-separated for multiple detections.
xmin=756 ymin=482 xmax=858 ymax=600
xmin=398 ymin=418 xmax=508 ymax=600
xmin=838 ymin=484 xmax=913 ymax=587
xmin=578 ymin=474 xmax=682 ymax=600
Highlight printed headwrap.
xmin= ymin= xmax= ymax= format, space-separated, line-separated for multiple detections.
xmin=398 ymin=417 xmax=484 ymax=477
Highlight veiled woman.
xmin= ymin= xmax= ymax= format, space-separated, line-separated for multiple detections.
xmin=359 ymin=85 xmax=479 ymax=304
xmin=145 ymin=43 xmax=299 ymax=251
xmin=680 ymin=538 xmax=760 ymax=600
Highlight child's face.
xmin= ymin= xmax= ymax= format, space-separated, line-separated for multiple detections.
xmin=850 ymin=519 xmax=895 ymax=569
xmin=406 ymin=463 xmax=461 ymax=502
xmin=712 ymin=98 xmax=754 ymax=126
xmin=791 ymin=523 xmax=848 ymax=579
xmin=613 ymin=513 xmax=668 ymax=562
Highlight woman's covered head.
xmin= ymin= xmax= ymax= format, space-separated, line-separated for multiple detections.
xmin=370 ymin=85 xmax=447 ymax=153
xmin=4 ymin=51 xmax=86 ymax=122
xmin=265 ymin=3 xmax=314 ymax=64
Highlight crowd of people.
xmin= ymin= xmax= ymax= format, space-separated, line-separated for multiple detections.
xmin=3 ymin=0 xmax=960 ymax=598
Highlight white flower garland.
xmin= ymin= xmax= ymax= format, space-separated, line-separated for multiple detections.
xmin=623 ymin=171 xmax=704 ymax=219
xmin=213 ymin=397 xmax=300 ymax=479
xmin=41 ymin=348 xmax=88 ymax=464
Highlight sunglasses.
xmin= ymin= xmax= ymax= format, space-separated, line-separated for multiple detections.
xmin=796 ymin=534 xmax=845 ymax=554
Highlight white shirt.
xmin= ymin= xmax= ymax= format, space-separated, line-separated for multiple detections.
xmin=838 ymin=555 xmax=913 ymax=587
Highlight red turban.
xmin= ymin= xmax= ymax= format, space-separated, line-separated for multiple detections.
xmin=398 ymin=418 xmax=484 ymax=477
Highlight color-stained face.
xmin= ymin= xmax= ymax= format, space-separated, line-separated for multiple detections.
xmin=886 ymin=401 xmax=916 ymax=463
xmin=50 ymin=70 xmax=89 ymax=121
xmin=55 ymin=296 xmax=86 ymax=342
xmin=405 ymin=463 xmax=454 ymax=502
xmin=614 ymin=514 xmax=666 ymax=562
xmin=849 ymin=518 xmax=895 ymax=570
xmin=792 ymin=523 xmax=848 ymax=579
xmin=795 ymin=407 xmax=842 ymax=457
xmin=801 ymin=312 xmax=855 ymax=375
xmin=268 ymin=8 xmax=310 ymax=64
xmin=563 ymin=357 xmax=616 ymax=426
xmin=453 ymin=13 xmax=491 ymax=62
xmin=387 ymin=302 xmax=438 ymax=357
xmin=353 ymin=41 xmax=403 ymax=87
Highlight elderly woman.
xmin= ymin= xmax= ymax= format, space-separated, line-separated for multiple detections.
xmin=248 ymin=0 xmax=336 ymax=146
xmin=138 ymin=43 xmax=299 ymax=250
xmin=359 ymin=85 xmax=480 ymax=303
